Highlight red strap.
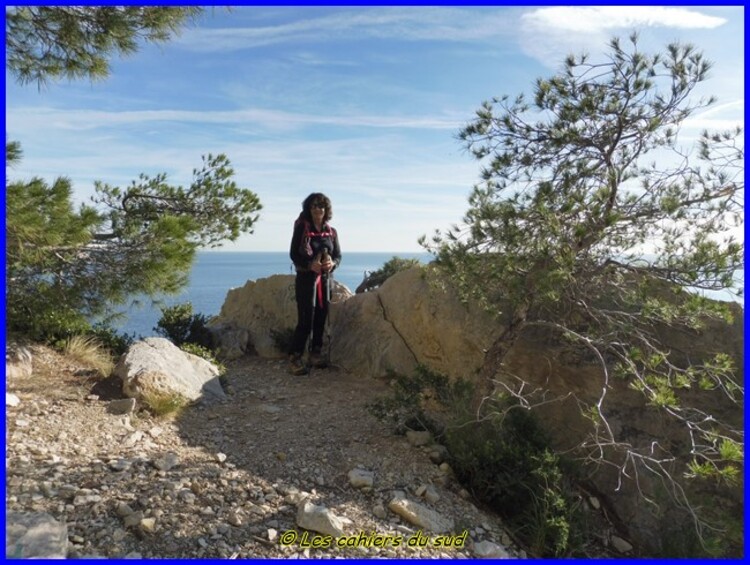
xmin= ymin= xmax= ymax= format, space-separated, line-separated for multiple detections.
xmin=315 ymin=273 xmax=324 ymax=307
xmin=308 ymin=229 xmax=333 ymax=238
xmin=302 ymin=219 xmax=334 ymax=239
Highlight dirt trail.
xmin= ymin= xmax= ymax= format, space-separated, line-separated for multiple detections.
xmin=6 ymin=346 xmax=523 ymax=558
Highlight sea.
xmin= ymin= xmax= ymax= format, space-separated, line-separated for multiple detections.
xmin=112 ymin=250 xmax=743 ymax=339
xmin=112 ymin=251 xmax=433 ymax=338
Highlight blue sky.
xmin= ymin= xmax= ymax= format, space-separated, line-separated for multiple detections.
xmin=5 ymin=5 xmax=744 ymax=252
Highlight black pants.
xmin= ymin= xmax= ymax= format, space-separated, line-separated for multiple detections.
xmin=290 ymin=271 xmax=329 ymax=356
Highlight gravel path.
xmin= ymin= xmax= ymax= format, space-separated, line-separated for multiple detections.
xmin=6 ymin=345 xmax=523 ymax=559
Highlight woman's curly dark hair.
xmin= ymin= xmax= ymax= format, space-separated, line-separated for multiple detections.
xmin=301 ymin=192 xmax=333 ymax=223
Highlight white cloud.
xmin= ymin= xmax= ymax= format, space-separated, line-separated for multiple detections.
xmin=518 ymin=6 xmax=730 ymax=69
xmin=176 ymin=7 xmax=515 ymax=52
xmin=6 ymin=106 xmax=462 ymax=134
xmin=522 ymin=6 xmax=726 ymax=34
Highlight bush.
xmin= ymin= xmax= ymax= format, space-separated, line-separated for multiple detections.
xmin=370 ymin=365 xmax=583 ymax=557
xmin=90 ymin=323 xmax=136 ymax=356
xmin=7 ymin=295 xmax=92 ymax=345
xmin=367 ymin=364 xmax=472 ymax=433
xmin=180 ymin=342 xmax=225 ymax=375
xmin=356 ymin=256 xmax=422 ymax=293
xmin=155 ymin=302 xmax=213 ymax=348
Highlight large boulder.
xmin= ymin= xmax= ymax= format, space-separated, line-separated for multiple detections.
xmin=114 ymin=337 xmax=225 ymax=403
xmin=210 ymin=274 xmax=353 ymax=358
xmin=331 ymin=267 xmax=500 ymax=379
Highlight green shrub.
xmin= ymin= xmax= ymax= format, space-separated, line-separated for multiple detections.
xmin=7 ymin=294 xmax=92 ymax=345
xmin=356 ymin=256 xmax=422 ymax=292
xmin=155 ymin=302 xmax=213 ymax=348
xmin=367 ymin=364 xmax=472 ymax=433
xmin=180 ymin=342 xmax=225 ymax=375
xmin=370 ymin=365 xmax=583 ymax=557
xmin=90 ymin=323 xmax=136 ymax=356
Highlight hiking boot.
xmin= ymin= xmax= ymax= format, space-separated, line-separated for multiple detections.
xmin=309 ymin=349 xmax=327 ymax=369
xmin=288 ymin=354 xmax=308 ymax=376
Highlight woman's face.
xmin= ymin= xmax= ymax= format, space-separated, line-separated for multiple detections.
xmin=310 ymin=200 xmax=326 ymax=223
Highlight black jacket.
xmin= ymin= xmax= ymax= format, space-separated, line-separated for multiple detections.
xmin=289 ymin=216 xmax=341 ymax=273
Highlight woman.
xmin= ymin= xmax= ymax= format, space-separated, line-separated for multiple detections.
xmin=288 ymin=192 xmax=341 ymax=375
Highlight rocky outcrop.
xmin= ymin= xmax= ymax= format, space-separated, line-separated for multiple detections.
xmin=114 ymin=337 xmax=225 ymax=403
xmin=212 ymin=266 xmax=743 ymax=556
xmin=331 ymin=268 xmax=499 ymax=379
xmin=210 ymin=274 xmax=353 ymax=359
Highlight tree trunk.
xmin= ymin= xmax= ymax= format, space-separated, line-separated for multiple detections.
xmin=472 ymin=306 xmax=528 ymax=419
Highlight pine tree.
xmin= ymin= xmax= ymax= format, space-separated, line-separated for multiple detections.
xmin=6 ymin=6 xmax=202 ymax=85
xmin=422 ymin=34 xmax=743 ymax=546
xmin=5 ymin=7 xmax=262 ymax=341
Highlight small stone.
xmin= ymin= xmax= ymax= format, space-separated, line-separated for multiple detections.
xmin=122 ymin=431 xmax=143 ymax=448
xmin=140 ymin=518 xmax=157 ymax=533
xmin=296 ymin=501 xmax=347 ymax=537
xmin=438 ymin=462 xmax=453 ymax=474
xmin=123 ymin=512 xmax=144 ymax=529
xmin=107 ymin=398 xmax=136 ymax=415
xmin=423 ymin=485 xmax=440 ymax=504
xmin=152 ymin=452 xmax=179 ymax=472
xmin=473 ymin=540 xmax=510 ymax=558
xmin=73 ymin=494 xmax=102 ymax=506
xmin=501 ymin=533 xmax=511 ymax=547
xmin=116 ymin=502 xmax=134 ymax=517
xmin=387 ymin=496 xmax=454 ymax=533
xmin=246 ymin=503 xmax=264 ymax=515
xmin=215 ymin=453 xmax=227 ymax=463
xmin=348 ymin=468 xmax=374 ymax=489
xmin=405 ymin=430 xmax=431 ymax=447
xmin=267 ymin=528 xmax=278 ymax=542
xmin=611 ymin=535 xmax=633 ymax=553
xmin=227 ymin=510 xmax=243 ymax=527
xmin=428 ymin=445 xmax=449 ymax=464
xmin=109 ymin=459 xmax=131 ymax=472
